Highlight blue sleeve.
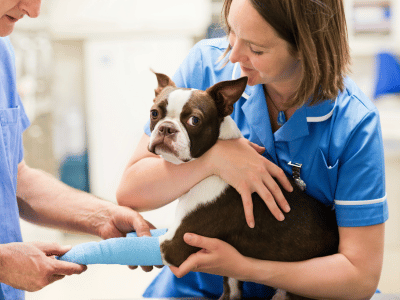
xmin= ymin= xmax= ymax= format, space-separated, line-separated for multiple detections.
xmin=172 ymin=41 xmax=205 ymax=89
xmin=334 ymin=109 xmax=388 ymax=227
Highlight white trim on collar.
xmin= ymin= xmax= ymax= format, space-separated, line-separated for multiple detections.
xmin=335 ymin=194 xmax=387 ymax=206
xmin=232 ymin=63 xmax=239 ymax=80
xmin=306 ymin=103 xmax=336 ymax=123
xmin=232 ymin=62 xmax=335 ymax=123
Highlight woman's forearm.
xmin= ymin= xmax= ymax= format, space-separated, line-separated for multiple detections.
xmin=116 ymin=156 xmax=212 ymax=211
xmin=241 ymin=224 xmax=384 ymax=300
xmin=243 ymin=254 xmax=376 ymax=300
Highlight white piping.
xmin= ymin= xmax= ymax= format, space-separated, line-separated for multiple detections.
xmin=306 ymin=103 xmax=336 ymax=123
xmin=335 ymin=194 xmax=387 ymax=206
xmin=232 ymin=62 xmax=335 ymax=122
xmin=232 ymin=63 xmax=239 ymax=80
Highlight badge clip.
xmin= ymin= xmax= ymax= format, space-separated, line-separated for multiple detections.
xmin=288 ymin=161 xmax=306 ymax=191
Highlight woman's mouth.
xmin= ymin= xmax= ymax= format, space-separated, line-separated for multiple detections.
xmin=240 ymin=65 xmax=254 ymax=73
xmin=6 ymin=15 xmax=19 ymax=23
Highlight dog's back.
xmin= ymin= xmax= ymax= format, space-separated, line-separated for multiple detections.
xmin=161 ymin=179 xmax=338 ymax=267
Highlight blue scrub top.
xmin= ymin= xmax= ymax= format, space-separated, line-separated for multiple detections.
xmin=0 ymin=37 xmax=31 ymax=300
xmin=143 ymin=38 xmax=388 ymax=299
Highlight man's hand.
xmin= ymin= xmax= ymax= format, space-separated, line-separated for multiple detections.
xmin=97 ymin=205 xmax=162 ymax=272
xmin=0 ymin=242 xmax=86 ymax=292
xmin=169 ymin=233 xmax=248 ymax=280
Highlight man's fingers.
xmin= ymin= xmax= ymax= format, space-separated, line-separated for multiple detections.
xmin=35 ymin=242 xmax=72 ymax=257
xmin=52 ymin=260 xmax=87 ymax=276
xmin=140 ymin=266 xmax=154 ymax=272
xmin=130 ymin=212 xmax=153 ymax=237
xmin=48 ymin=274 xmax=66 ymax=285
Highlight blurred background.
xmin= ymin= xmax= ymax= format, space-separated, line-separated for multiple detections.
xmin=9 ymin=0 xmax=400 ymax=298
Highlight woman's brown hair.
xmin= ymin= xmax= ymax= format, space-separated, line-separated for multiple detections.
xmin=221 ymin=0 xmax=351 ymax=107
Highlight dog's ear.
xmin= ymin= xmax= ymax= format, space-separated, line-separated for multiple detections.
xmin=206 ymin=77 xmax=248 ymax=117
xmin=151 ymin=69 xmax=176 ymax=99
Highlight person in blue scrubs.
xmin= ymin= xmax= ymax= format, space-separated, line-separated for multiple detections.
xmin=0 ymin=2 xmax=153 ymax=299
xmin=117 ymin=0 xmax=388 ymax=298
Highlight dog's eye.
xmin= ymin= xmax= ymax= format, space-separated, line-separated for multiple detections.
xmin=187 ymin=116 xmax=200 ymax=126
xmin=151 ymin=110 xmax=159 ymax=119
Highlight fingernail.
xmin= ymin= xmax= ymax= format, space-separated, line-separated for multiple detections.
xmin=185 ymin=234 xmax=193 ymax=242
xmin=279 ymin=214 xmax=285 ymax=221
xmin=249 ymin=221 xmax=255 ymax=228
xmin=285 ymin=204 xmax=291 ymax=213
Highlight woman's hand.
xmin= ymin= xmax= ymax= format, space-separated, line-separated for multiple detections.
xmin=169 ymin=233 xmax=248 ymax=279
xmin=0 ymin=242 xmax=87 ymax=292
xmin=204 ymin=138 xmax=293 ymax=228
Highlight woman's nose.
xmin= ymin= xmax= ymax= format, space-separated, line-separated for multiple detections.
xmin=229 ymin=40 xmax=246 ymax=64
xmin=19 ymin=0 xmax=41 ymax=18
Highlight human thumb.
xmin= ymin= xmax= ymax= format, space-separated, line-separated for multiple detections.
xmin=183 ymin=233 xmax=216 ymax=251
xmin=35 ymin=242 xmax=72 ymax=256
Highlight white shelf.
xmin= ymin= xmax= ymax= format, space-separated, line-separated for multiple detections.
xmin=345 ymin=0 xmax=400 ymax=57
xmin=15 ymin=0 xmax=212 ymax=40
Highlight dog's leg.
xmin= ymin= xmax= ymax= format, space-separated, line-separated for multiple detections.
xmin=272 ymin=289 xmax=288 ymax=300
xmin=220 ymin=276 xmax=242 ymax=300
xmin=285 ymin=292 xmax=312 ymax=300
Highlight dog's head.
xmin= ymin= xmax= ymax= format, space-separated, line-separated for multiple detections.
xmin=148 ymin=72 xmax=247 ymax=164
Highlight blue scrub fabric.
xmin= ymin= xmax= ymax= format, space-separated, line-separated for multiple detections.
xmin=143 ymin=38 xmax=388 ymax=298
xmin=374 ymin=52 xmax=400 ymax=99
xmin=0 ymin=37 xmax=31 ymax=300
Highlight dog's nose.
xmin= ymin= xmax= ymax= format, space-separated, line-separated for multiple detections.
xmin=158 ymin=122 xmax=178 ymax=136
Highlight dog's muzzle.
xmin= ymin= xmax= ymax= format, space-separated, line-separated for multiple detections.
xmin=148 ymin=121 xmax=180 ymax=154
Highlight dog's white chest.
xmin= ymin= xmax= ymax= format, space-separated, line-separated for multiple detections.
xmin=158 ymin=175 xmax=228 ymax=263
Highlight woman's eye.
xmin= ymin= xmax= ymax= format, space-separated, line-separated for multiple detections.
xmin=187 ymin=116 xmax=200 ymax=126
xmin=249 ymin=45 xmax=264 ymax=56
xmin=151 ymin=110 xmax=158 ymax=119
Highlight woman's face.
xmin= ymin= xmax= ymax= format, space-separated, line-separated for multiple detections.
xmin=227 ymin=0 xmax=302 ymax=87
xmin=0 ymin=0 xmax=41 ymax=37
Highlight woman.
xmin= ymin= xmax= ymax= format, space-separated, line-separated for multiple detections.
xmin=117 ymin=0 xmax=388 ymax=299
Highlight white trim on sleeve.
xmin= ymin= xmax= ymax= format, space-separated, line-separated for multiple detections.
xmin=334 ymin=194 xmax=387 ymax=206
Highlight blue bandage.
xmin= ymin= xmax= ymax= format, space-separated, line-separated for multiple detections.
xmin=58 ymin=228 xmax=168 ymax=266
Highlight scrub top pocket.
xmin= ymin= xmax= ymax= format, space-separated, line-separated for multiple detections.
xmin=0 ymin=106 xmax=23 ymax=187
xmin=308 ymin=148 xmax=339 ymax=206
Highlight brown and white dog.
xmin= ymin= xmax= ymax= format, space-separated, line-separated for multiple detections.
xmin=149 ymin=72 xmax=339 ymax=300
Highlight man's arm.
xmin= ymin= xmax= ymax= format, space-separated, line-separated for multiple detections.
xmin=16 ymin=160 xmax=151 ymax=239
